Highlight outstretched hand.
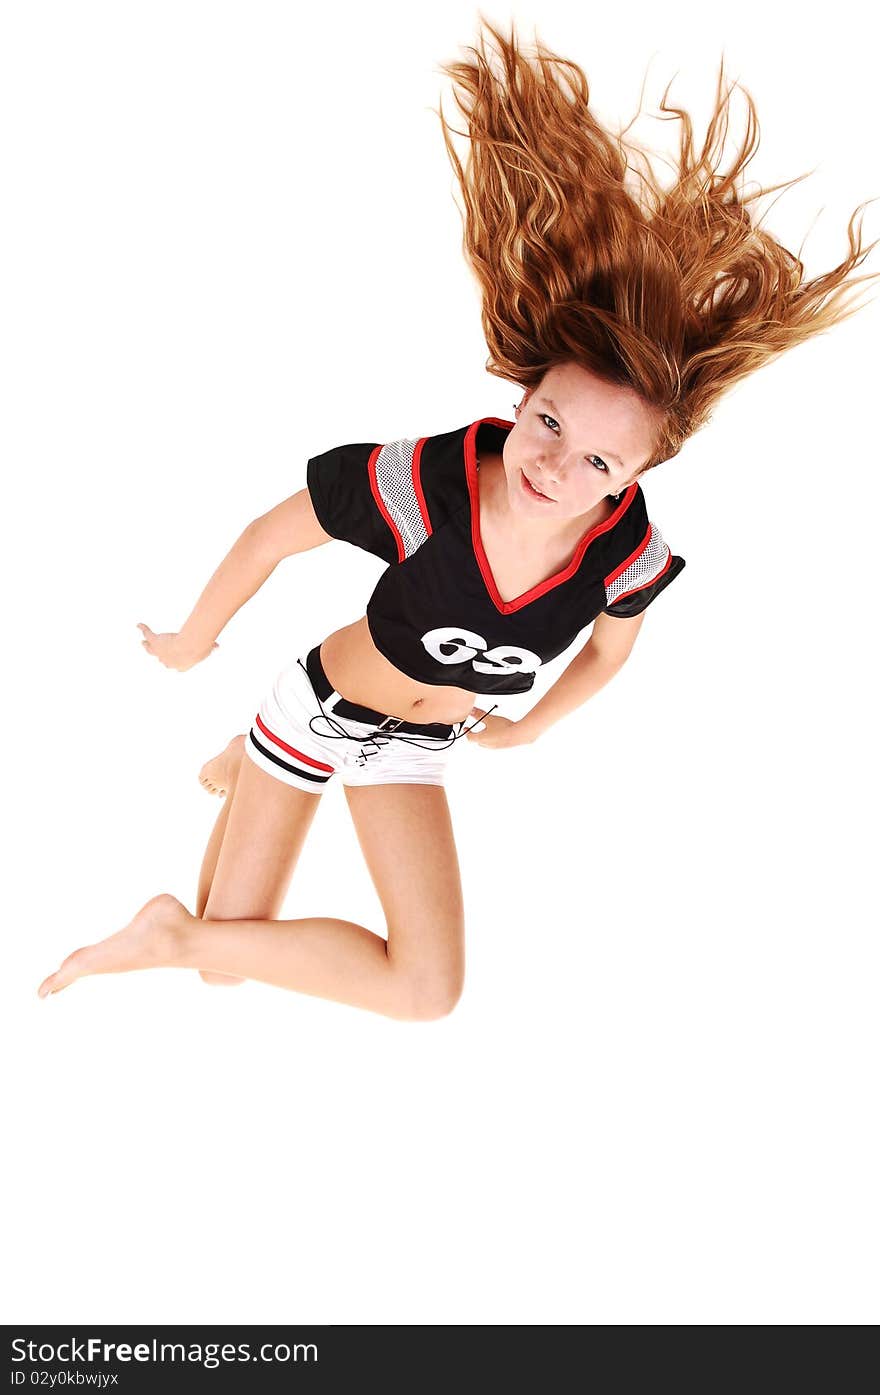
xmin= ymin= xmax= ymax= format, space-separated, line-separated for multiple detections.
xmin=464 ymin=707 xmax=535 ymax=749
xmin=137 ymin=623 xmax=218 ymax=672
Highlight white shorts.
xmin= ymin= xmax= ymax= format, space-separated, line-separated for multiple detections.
xmin=244 ymin=645 xmax=470 ymax=793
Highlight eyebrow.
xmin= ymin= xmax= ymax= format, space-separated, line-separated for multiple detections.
xmin=537 ymin=396 xmax=625 ymax=472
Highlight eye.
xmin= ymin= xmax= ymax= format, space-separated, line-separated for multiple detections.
xmin=540 ymin=416 xmax=609 ymax=473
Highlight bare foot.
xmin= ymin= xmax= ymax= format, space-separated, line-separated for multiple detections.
xmin=36 ymin=893 xmax=191 ymax=998
xmin=198 ymin=733 xmax=246 ymax=797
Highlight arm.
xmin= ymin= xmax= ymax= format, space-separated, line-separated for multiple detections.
xmin=517 ymin=610 xmax=645 ymax=741
xmin=470 ymin=611 xmax=645 ymax=745
xmin=140 ymin=489 xmax=333 ymax=670
xmin=179 ymin=489 xmax=332 ymax=647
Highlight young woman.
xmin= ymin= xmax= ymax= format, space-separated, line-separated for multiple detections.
xmin=36 ymin=20 xmax=877 ymax=1016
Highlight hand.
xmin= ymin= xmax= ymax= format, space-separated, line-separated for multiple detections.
xmin=137 ymin=623 xmax=218 ymax=672
xmin=464 ymin=707 xmax=535 ymax=749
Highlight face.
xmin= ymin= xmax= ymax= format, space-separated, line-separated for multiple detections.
xmin=501 ymin=363 xmax=660 ymax=522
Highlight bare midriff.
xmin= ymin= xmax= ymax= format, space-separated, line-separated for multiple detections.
xmin=319 ymin=617 xmax=479 ymax=725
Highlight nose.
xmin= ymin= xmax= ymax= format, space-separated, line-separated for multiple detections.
xmin=535 ymin=455 xmax=561 ymax=489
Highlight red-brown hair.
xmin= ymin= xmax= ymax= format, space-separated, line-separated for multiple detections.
xmin=436 ymin=16 xmax=879 ymax=470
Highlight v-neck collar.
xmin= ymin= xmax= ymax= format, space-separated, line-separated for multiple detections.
xmin=462 ymin=417 xmax=638 ymax=615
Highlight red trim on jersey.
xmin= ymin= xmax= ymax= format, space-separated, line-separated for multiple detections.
xmin=411 ymin=436 xmax=432 ymax=537
xmin=605 ymin=523 xmax=671 ymax=604
xmin=367 ymin=444 xmax=406 ymax=563
xmin=463 ymin=417 xmax=637 ymax=615
xmin=255 ymin=714 xmax=334 ymax=772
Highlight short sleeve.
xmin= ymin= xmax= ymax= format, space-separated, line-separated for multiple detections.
xmin=307 ymin=435 xmax=444 ymax=567
xmin=603 ymin=523 xmax=686 ymax=618
xmin=306 ymin=441 xmax=400 ymax=564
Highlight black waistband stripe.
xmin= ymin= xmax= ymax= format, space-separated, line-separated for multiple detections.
xmin=298 ymin=649 xmax=498 ymax=757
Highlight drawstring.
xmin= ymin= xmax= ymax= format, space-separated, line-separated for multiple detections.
xmin=296 ymin=658 xmax=498 ymax=759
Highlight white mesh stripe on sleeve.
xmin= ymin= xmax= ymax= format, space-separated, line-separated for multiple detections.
xmin=605 ymin=523 xmax=670 ymax=606
xmin=374 ymin=439 xmax=429 ymax=558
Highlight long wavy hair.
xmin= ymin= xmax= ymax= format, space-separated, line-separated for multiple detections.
xmin=435 ymin=16 xmax=880 ymax=472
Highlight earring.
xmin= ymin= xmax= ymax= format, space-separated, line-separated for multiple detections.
xmin=609 ymin=492 xmax=621 ymax=503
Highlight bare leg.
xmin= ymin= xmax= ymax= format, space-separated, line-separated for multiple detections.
xmin=197 ymin=735 xmax=322 ymax=986
xmin=36 ymin=894 xmax=435 ymax=1020
xmin=36 ymin=781 xmax=465 ymax=1022
xmin=196 ymin=735 xmax=247 ymax=919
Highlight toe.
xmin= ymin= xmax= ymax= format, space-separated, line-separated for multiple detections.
xmin=48 ymin=945 xmax=98 ymax=994
xmin=37 ymin=958 xmax=79 ymax=997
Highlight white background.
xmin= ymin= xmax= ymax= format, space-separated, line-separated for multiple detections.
xmin=2 ymin=0 xmax=878 ymax=1325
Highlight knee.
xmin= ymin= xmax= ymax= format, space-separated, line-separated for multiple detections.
xmin=398 ymin=973 xmax=464 ymax=1022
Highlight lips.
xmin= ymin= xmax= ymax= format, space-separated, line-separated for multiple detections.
xmin=521 ymin=470 xmax=554 ymax=502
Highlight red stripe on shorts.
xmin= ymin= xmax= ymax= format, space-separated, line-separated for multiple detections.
xmin=255 ymin=713 xmax=335 ymax=772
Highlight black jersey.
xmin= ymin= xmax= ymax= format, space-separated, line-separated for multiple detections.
xmin=306 ymin=417 xmax=686 ymax=696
